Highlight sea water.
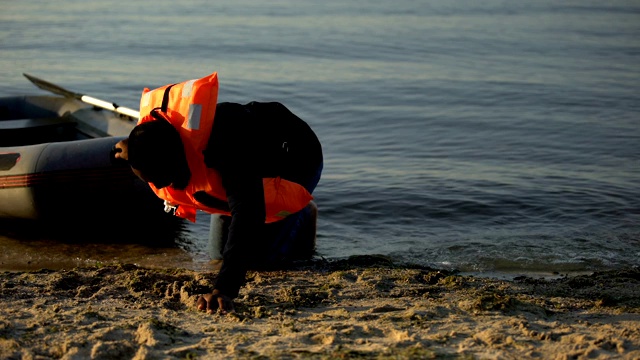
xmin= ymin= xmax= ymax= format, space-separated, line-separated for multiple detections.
xmin=1 ymin=0 xmax=639 ymax=277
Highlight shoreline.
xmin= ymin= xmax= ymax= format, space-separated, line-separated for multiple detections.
xmin=0 ymin=242 xmax=616 ymax=281
xmin=1 ymin=256 xmax=639 ymax=359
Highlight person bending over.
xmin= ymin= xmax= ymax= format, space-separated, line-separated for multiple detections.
xmin=112 ymin=72 xmax=323 ymax=314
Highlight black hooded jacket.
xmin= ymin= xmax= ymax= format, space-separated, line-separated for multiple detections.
xmin=200 ymin=101 xmax=322 ymax=297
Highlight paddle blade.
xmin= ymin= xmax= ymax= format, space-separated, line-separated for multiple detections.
xmin=22 ymin=73 xmax=141 ymax=120
xmin=23 ymin=73 xmax=80 ymax=99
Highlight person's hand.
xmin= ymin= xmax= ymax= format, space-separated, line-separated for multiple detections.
xmin=196 ymin=289 xmax=236 ymax=315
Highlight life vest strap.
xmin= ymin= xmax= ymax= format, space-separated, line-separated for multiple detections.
xmin=161 ymin=84 xmax=177 ymax=113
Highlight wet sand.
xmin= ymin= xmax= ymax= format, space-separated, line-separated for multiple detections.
xmin=1 ymin=256 xmax=639 ymax=359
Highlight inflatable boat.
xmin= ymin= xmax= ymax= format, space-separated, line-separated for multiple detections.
xmin=0 ymin=75 xmax=183 ymax=238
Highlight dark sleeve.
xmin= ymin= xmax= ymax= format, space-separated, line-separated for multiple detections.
xmin=213 ymin=172 xmax=266 ymax=298
xmin=206 ymin=103 xmax=267 ymax=298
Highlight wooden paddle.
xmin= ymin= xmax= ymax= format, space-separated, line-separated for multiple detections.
xmin=23 ymin=73 xmax=140 ymax=120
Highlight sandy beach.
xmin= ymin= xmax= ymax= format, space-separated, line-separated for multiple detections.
xmin=1 ymin=256 xmax=638 ymax=359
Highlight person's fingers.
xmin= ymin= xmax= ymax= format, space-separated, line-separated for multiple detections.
xmin=217 ymin=297 xmax=225 ymax=313
xmin=217 ymin=296 xmax=236 ymax=314
xmin=196 ymin=296 xmax=208 ymax=311
xmin=196 ymin=293 xmax=219 ymax=313
xmin=197 ymin=292 xmax=235 ymax=315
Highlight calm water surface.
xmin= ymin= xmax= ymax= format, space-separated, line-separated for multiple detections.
xmin=1 ymin=0 xmax=639 ymax=277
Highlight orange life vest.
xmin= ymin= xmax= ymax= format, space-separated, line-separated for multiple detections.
xmin=137 ymin=72 xmax=313 ymax=223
